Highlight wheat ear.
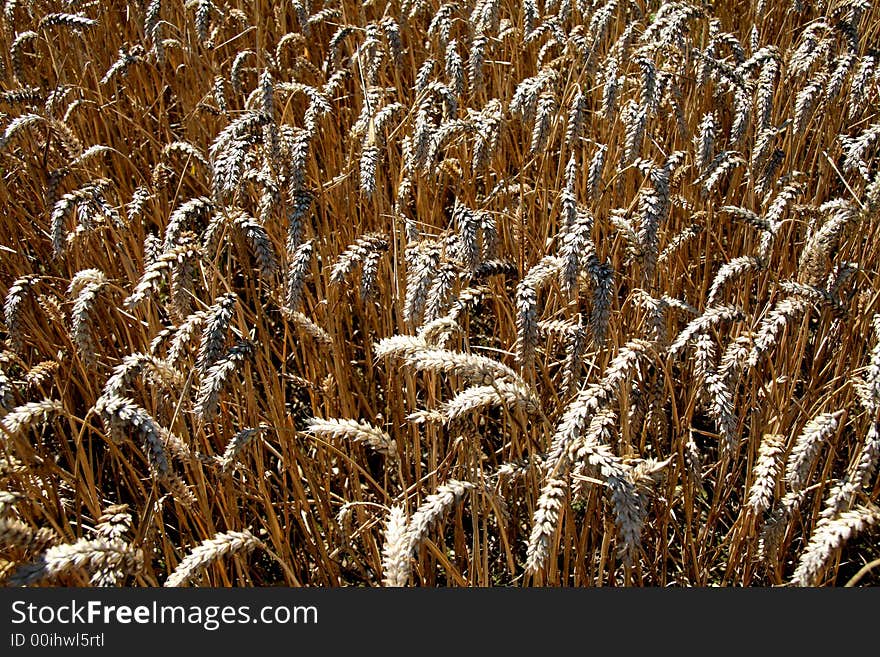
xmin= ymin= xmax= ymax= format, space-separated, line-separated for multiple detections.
xmin=164 ymin=529 xmax=261 ymax=587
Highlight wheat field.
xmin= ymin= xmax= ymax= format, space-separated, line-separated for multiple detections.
xmin=0 ymin=0 xmax=879 ymax=587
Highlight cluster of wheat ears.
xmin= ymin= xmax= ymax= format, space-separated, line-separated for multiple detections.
xmin=0 ymin=0 xmax=878 ymax=588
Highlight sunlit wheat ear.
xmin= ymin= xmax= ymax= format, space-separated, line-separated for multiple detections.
xmin=4 ymin=275 xmax=38 ymax=354
xmin=403 ymin=243 xmax=441 ymax=327
xmin=164 ymin=196 xmax=215 ymax=251
xmin=584 ymin=259 xmax=613 ymax=349
xmin=746 ymin=434 xmax=785 ymax=515
xmin=568 ymin=414 xmax=649 ymax=565
xmin=8 ymin=31 xmax=39 ymax=84
xmin=855 ymin=314 xmax=880 ymax=413
xmin=470 ymin=100 xmax=503 ymax=174
xmin=559 ymin=210 xmax=594 ymax=297
xmin=703 ymin=369 xmax=738 ymax=455
xmin=516 ymin=255 xmax=562 ymax=367
xmin=786 ymin=411 xmax=844 ymax=493
xmin=479 ymin=212 xmax=499 ymax=264
xmin=68 ymin=269 xmax=108 ymax=366
xmin=568 ymin=406 xmax=617 ymax=483
xmin=792 ymin=70 xmax=827 ymax=137
xmin=564 ymin=86 xmax=586 ymax=149
xmin=90 ymin=504 xmax=135 ymax=585
xmin=748 ymin=296 xmax=811 ymax=369
xmin=525 ymin=477 xmax=567 ymax=575
xmin=49 ymin=178 xmax=113 ymax=256
xmin=101 ymin=353 xmax=166 ymax=399
xmin=209 ymin=111 xmax=270 ymax=200
xmin=621 ymin=101 xmax=647 ymax=165
xmin=847 ymin=53 xmax=876 ymax=120
xmin=694 ymin=111 xmax=717 ymax=172
xmin=285 ymin=188 xmax=313 ymax=255
xmin=0 ymin=107 xmax=46 ymax=146
xmin=750 ymin=124 xmax=775 ymax=173
xmin=0 ymin=367 xmax=14 ymax=411
xmin=511 ymin=67 xmax=555 ymax=127
xmin=7 ymin=537 xmax=143 ymax=587
xmin=759 ymin=489 xmax=804 ymax=563
xmin=791 ymin=504 xmax=880 ymax=587
xmin=285 ymin=240 xmax=313 ymax=314
xmin=330 ymin=233 xmax=389 ymax=299
xmin=25 ymin=362 xmax=58 ymax=394
xmin=194 ymin=339 xmax=253 ymax=423
xmin=228 ymin=211 xmax=278 ymax=279
xmin=632 ymin=198 xmax=662 ymax=284
xmin=94 ymin=393 xmax=192 ymax=503
xmin=359 ymin=144 xmax=380 ymax=196
xmin=692 ymin=332 xmax=717 ymax=395
xmin=402 ymin=480 xmax=474 ymax=570
xmin=669 ymin=305 xmax=744 ymax=357
xmin=821 ymin=419 xmax=880 ymax=520
xmin=696 ymin=150 xmax=745 ymax=197
xmin=381 ymin=505 xmax=409 ymax=587
xmin=823 ymin=52 xmax=854 ymax=103
xmin=141 ymin=233 xmax=162 ymax=270
xmin=95 ymin=504 xmax=132 ymax=542
xmin=282 ymin=310 xmax=332 ymax=345
xmin=164 ymin=529 xmax=262 ymax=587
xmin=764 ymin=179 xmax=804 ymax=227
xmin=467 ymin=33 xmax=487 ymax=95
xmin=37 ymin=12 xmax=97 ymax=32
xmin=599 ymin=53 xmax=621 ymax=120
xmin=0 ymin=516 xmax=58 ymax=552
xmin=306 ymin=417 xmax=396 ymax=458
xmin=583 ymin=143 xmax=607 ymax=200
xmin=398 ymin=346 xmax=526 ymax=389
xmin=216 ymin=425 xmax=265 ymax=473
xmin=444 ymin=39 xmax=463 ymax=96
xmin=123 ymin=183 xmax=151 ymax=223
xmin=230 ymin=49 xmax=254 ymax=96
xmin=100 ymin=43 xmax=145 ymax=86
xmin=841 ymin=123 xmax=880 ymax=181
xmin=548 ymin=341 xmax=652 ymax=470
xmin=156 ymin=311 xmax=204 ymax=369
xmin=707 ymin=256 xmax=761 ymax=306
xmin=630 ymin=288 xmax=691 ymax=345
xmin=529 ymin=90 xmax=557 ymax=155
xmin=470 ymin=0 xmax=500 ymax=34
xmin=423 ymin=263 xmax=458 ymax=324
xmin=1 ymin=399 xmax=64 ymax=439
xmin=374 ymin=335 xmax=430 ymax=361
xmin=359 ymin=248 xmax=385 ymax=302
xmin=797 ymin=200 xmax=856 ymax=286
xmin=449 ymin=201 xmax=479 ymax=273
xmin=196 ymin=293 xmax=237 ymax=375
xmin=442 ymin=379 xmax=539 ymax=423
xmin=124 ymin=240 xmax=201 ymax=311
xmin=416 ymin=317 xmax=459 ymax=350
